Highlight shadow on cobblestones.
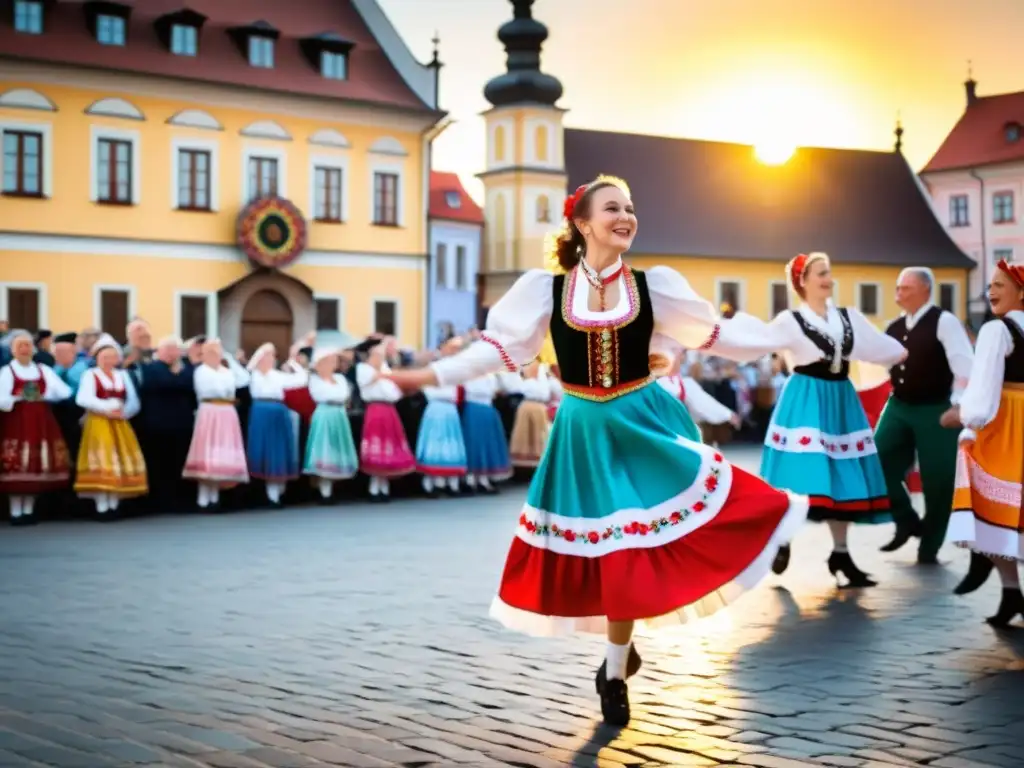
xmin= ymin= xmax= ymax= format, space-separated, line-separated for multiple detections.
xmin=0 ymin=447 xmax=1022 ymax=767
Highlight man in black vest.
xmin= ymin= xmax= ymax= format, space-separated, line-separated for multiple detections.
xmin=876 ymin=268 xmax=974 ymax=563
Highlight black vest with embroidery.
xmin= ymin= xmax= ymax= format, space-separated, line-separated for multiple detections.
xmin=791 ymin=308 xmax=853 ymax=381
xmin=549 ymin=266 xmax=654 ymax=389
xmin=885 ymin=306 xmax=952 ymax=404
xmin=1002 ymin=317 xmax=1024 ymax=383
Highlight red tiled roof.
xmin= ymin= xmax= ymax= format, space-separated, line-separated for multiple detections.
xmin=0 ymin=0 xmax=432 ymax=112
xmin=922 ymin=89 xmax=1024 ymax=173
xmin=429 ymin=171 xmax=483 ymax=225
xmin=565 ymin=128 xmax=972 ymax=268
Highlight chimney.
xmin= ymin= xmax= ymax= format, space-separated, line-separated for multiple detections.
xmin=965 ymin=60 xmax=977 ymax=107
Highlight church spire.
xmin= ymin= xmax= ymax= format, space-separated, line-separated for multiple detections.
xmin=483 ymin=0 xmax=563 ymax=107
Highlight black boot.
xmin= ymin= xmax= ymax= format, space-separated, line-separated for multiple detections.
xmin=595 ymin=644 xmax=642 ymax=690
xmin=772 ymin=544 xmax=791 ymax=575
xmin=986 ymin=587 xmax=1024 ymax=628
xmin=880 ymin=517 xmax=922 ymax=553
xmin=827 ymin=551 xmax=877 ymax=588
xmin=954 ymin=551 xmax=994 ymax=595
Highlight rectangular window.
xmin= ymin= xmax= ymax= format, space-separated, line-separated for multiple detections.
xmin=2 ymin=130 xmax=42 ymax=196
xmin=247 ymin=156 xmax=278 ymax=202
xmin=179 ymin=295 xmax=208 ymax=341
xmin=96 ymin=14 xmax=126 ymax=46
xmin=939 ymin=283 xmax=957 ymax=313
xmin=14 ymin=0 xmax=43 ymax=34
xmin=858 ymin=284 xmax=880 ymax=316
xmin=770 ymin=281 xmax=789 ymax=317
xmin=321 ymin=51 xmax=347 ymax=80
xmin=373 ymin=172 xmax=398 ymax=226
xmin=314 ymin=166 xmax=342 ymax=221
xmin=171 ymin=24 xmax=197 ymax=56
xmin=993 ymin=192 xmax=1014 ymax=224
xmin=97 ymin=138 xmax=132 ymax=204
xmin=99 ymin=289 xmax=130 ymax=342
xmin=995 ymin=248 xmax=1014 ymax=263
xmin=717 ymin=280 xmax=742 ymax=314
xmin=374 ymin=300 xmax=397 ymax=336
xmin=177 ymin=149 xmax=210 ymax=210
xmin=314 ymin=298 xmax=340 ymax=331
xmin=248 ymin=36 xmax=274 ymax=68
xmin=5 ymin=287 xmax=40 ymax=332
xmin=949 ymin=194 xmax=969 ymax=227
xmin=435 ymin=243 xmax=447 ymax=286
xmin=455 ymin=245 xmax=468 ymax=290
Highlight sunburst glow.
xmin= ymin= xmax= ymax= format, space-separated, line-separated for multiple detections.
xmin=755 ymin=139 xmax=796 ymax=165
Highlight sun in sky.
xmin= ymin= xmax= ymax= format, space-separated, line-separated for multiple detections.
xmin=754 ymin=139 xmax=797 ymax=165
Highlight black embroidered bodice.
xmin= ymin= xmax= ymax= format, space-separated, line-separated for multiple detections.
xmin=549 ymin=266 xmax=654 ymax=390
xmin=1002 ymin=317 xmax=1024 ymax=383
xmin=791 ymin=308 xmax=853 ymax=381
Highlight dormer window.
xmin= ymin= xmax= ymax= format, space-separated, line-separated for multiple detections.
xmin=84 ymin=2 xmax=130 ymax=46
xmin=155 ymin=9 xmax=205 ymax=56
xmin=445 ymin=191 xmax=461 ymax=209
xmin=300 ymin=32 xmax=355 ymax=81
xmin=13 ymin=0 xmax=43 ymax=34
xmin=321 ymin=51 xmax=347 ymax=80
xmin=227 ymin=21 xmax=279 ymax=69
xmin=1006 ymin=122 xmax=1022 ymax=144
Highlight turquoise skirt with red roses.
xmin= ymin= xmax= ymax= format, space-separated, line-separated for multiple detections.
xmin=489 ymin=378 xmax=808 ymax=637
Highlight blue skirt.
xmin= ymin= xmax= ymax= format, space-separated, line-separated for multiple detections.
xmin=247 ymin=400 xmax=299 ymax=483
xmin=415 ymin=401 xmax=467 ymax=477
xmin=461 ymin=401 xmax=512 ymax=480
xmin=491 ymin=380 xmax=805 ymax=637
xmin=303 ymin=404 xmax=358 ymax=480
xmin=759 ymin=373 xmax=890 ymax=523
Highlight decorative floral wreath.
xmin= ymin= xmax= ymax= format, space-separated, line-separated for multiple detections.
xmin=237 ymin=197 xmax=308 ymax=269
xmin=562 ymin=184 xmax=588 ymax=220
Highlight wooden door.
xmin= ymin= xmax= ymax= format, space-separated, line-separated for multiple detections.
xmin=240 ymin=289 xmax=293 ymax=358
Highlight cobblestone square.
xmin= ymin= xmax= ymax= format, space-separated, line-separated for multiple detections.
xmin=0 ymin=446 xmax=1021 ymax=767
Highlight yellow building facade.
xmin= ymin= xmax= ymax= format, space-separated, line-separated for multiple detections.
xmin=1 ymin=2 xmax=444 ymax=352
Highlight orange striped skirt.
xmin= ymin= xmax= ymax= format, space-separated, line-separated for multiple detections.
xmin=948 ymin=385 xmax=1024 ymax=561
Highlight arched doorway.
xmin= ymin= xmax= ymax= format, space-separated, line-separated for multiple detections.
xmin=241 ymin=289 xmax=293 ymax=357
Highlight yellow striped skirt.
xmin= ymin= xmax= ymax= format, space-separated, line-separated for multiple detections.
xmin=74 ymin=412 xmax=148 ymax=497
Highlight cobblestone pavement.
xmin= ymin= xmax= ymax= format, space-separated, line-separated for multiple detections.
xmin=0 ymin=445 xmax=1022 ymax=768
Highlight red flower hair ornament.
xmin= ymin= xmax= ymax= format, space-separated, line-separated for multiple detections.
xmin=997 ymin=258 xmax=1024 ymax=289
xmin=563 ymin=184 xmax=588 ymax=221
xmin=786 ymin=252 xmax=829 ymax=295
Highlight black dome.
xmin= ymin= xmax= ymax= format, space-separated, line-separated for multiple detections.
xmin=483 ymin=0 xmax=563 ymax=107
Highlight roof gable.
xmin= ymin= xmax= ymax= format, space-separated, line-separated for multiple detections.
xmin=564 ymin=128 xmax=973 ymax=268
xmin=922 ymin=90 xmax=1024 ymax=173
xmin=429 ymin=171 xmax=483 ymax=225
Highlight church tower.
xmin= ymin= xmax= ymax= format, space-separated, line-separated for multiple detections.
xmin=478 ymin=0 xmax=566 ymax=308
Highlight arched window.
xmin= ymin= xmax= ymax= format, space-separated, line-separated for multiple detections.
xmin=536 ymin=194 xmax=551 ymax=223
xmin=534 ymin=125 xmax=548 ymax=162
xmin=493 ymin=125 xmax=506 ymax=163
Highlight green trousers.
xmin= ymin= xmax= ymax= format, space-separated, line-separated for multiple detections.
xmin=874 ymin=398 xmax=959 ymax=559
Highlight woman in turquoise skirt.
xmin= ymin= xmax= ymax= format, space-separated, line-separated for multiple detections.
xmin=761 ymin=252 xmax=907 ymax=587
xmin=388 ymin=177 xmax=808 ymax=727
xmin=303 ymin=348 xmax=358 ymax=502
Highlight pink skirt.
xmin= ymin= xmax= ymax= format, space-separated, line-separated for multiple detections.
xmin=360 ymin=402 xmax=415 ymax=478
xmin=182 ymin=402 xmax=249 ymax=485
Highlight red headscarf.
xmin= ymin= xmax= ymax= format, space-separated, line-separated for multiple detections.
xmin=786 ymin=252 xmax=830 ymax=297
xmin=997 ymin=258 xmax=1024 ymax=288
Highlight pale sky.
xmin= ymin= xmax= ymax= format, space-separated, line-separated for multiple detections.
xmin=378 ymin=0 xmax=1024 ymax=202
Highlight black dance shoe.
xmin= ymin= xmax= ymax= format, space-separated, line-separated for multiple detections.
xmin=954 ymin=551 xmax=994 ymax=595
xmin=986 ymin=587 xmax=1024 ymax=629
xmin=595 ymin=644 xmax=642 ymax=691
xmin=827 ymin=551 xmax=877 ymax=588
xmin=772 ymin=545 xmax=791 ymax=575
xmin=880 ymin=518 xmax=922 ymax=553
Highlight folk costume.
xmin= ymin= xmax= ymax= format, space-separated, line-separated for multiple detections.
xmin=761 ymin=254 xmax=906 ymax=585
xmin=875 ymin=300 xmax=974 ymax=563
xmin=0 ymin=344 xmax=73 ymax=525
xmin=657 ymin=372 xmax=736 ymax=430
xmin=74 ymin=335 xmax=147 ymax=514
xmin=357 ymin=360 xmax=415 ymax=500
xmin=428 ymin=259 xmax=806 ymax=639
xmin=509 ymin=370 xmax=551 ymax=468
xmin=303 ymin=351 xmax=359 ymax=500
xmin=461 ymin=373 xmax=513 ymax=493
xmin=183 ymin=352 xmax=250 ymax=509
xmin=246 ymin=344 xmax=308 ymax=505
xmin=415 ymin=384 xmax=468 ymax=495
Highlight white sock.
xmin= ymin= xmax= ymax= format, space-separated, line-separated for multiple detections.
xmin=211 ymin=486 xmax=220 ymax=504
xmin=198 ymin=484 xmax=211 ymax=508
xmin=480 ymin=477 xmax=493 ymax=490
xmin=369 ymin=476 xmax=381 ymax=495
xmin=95 ymin=494 xmax=110 ymax=513
xmin=422 ymin=476 xmax=433 ymax=492
xmin=267 ymin=483 xmax=282 ymax=503
xmin=381 ymin=479 xmax=390 ymax=496
xmin=109 ymin=495 xmax=120 ymax=510
xmin=466 ymin=473 xmax=477 ymax=487
xmin=448 ymin=476 xmax=459 ymax=491
xmin=605 ymin=641 xmax=630 ymax=681
xmin=319 ymin=479 xmax=333 ymax=499
xmin=10 ymin=496 xmax=24 ymax=518
xmin=23 ymin=496 xmax=35 ymax=516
